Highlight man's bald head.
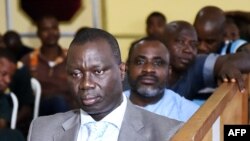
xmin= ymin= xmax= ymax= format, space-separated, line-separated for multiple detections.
xmin=194 ymin=6 xmax=225 ymax=31
xmin=164 ymin=20 xmax=197 ymax=49
xmin=193 ymin=6 xmax=225 ymax=54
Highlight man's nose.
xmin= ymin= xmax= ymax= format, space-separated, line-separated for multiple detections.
xmin=79 ymin=73 xmax=95 ymax=90
xmin=142 ymin=63 xmax=156 ymax=73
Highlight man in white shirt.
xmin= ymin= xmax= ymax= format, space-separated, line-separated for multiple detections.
xmin=124 ymin=37 xmax=199 ymax=122
xmin=27 ymin=28 xmax=183 ymax=141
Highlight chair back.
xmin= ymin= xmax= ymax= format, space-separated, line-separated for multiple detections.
xmin=31 ymin=77 xmax=41 ymax=119
xmin=9 ymin=92 xmax=18 ymax=129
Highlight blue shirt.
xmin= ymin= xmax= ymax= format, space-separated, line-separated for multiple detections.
xmin=124 ymin=89 xmax=199 ymax=122
xmin=221 ymin=39 xmax=247 ymax=55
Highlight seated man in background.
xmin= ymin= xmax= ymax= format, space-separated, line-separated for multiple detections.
xmin=9 ymin=61 xmax=34 ymax=137
xmin=21 ymin=15 xmax=76 ymax=116
xmin=193 ymin=5 xmax=250 ymax=55
xmin=1 ymin=34 xmax=34 ymax=137
xmin=164 ymin=20 xmax=250 ymax=101
xmin=124 ymin=37 xmax=199 ymax=122
xmin=28 ymin=28 xmax=183 ymax=141
xmin=123 ymin=11 xmax=167 ymax=91
xmin=0 ymin=48 xmax=25 ymax=141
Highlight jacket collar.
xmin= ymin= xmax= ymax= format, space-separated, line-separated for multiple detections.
xmin=54 ymin=110 xmax=80 ymax=141
xmin=53 ymin=101 xmax=149 ymax=141
xmin=118 ymin=100 xmax=147 ymax=141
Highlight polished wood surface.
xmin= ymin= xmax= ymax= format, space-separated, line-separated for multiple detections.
xmin=171 ymin=74 xmax=249 ymax=141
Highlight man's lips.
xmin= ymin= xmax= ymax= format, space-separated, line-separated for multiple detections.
xmin=180 ymin=57 xmax=192 ymax=64
xmin=139 ymin=76 xmax=157 ymax=84
xmin=81 ymin=96 xmax=100 ymax=106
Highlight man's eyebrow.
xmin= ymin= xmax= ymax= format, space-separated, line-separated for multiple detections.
xmin=153 ymin=56 xmax=164 ymax=60
xmin=135 ymin=55 xmax=146 ymax=59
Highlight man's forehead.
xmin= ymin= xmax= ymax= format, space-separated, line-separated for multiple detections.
xmin=174 ymin=29 xmax=196 ymax=40
xmin=134 ymin=45 xmax=167 ymax=57
xmin=68 ymin=43 xmax=115 ymax=62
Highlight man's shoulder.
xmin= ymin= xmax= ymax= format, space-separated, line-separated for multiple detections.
xmin=125 ymin=101 xmax=183 ymax=140
xmin=33 ymin=110 xmax=78 ymax=125
xmin=127 ymin=100 xmax=182 ymax=125
xmin=20 ymin=50 xmax=37 ymax=65
xmin=28 ymin=110 xmax=80 ymax=141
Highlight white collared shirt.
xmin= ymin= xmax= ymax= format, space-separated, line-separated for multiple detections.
xmin=77 ymin=94 xmax=127 ymax=141
xmin=124 ymin=89 xmax=199 ymax=122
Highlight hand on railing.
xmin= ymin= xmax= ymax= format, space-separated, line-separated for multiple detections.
xmin=217 ymin=63 xmax=246 ymax=93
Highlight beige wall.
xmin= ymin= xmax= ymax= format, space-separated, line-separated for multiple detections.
xmin=0 ymin=0 xmax=93 ymax=50
xmin=1 ymin=0 xmax=250 ymax=61
xmin=0 ymin=0 xmax=6 ymax=34
xmin=102 ymin=0 xmax=250 ymax=61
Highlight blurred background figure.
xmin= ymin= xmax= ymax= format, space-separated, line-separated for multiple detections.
xmin=3 ymin=30 xmax=33 ymax=61
xmin=0 ymin=48 xmax=16 ymax=131
xmin=146 ymin=11 xmax=167 ymax=40
xmin=0 ymin=34 xmax=6 ymax=48
xmin=3 ymin=30 xmax=34 ymax=137
xmin=21 ymin=15 xmax=76 ymax=116
xmin=221 ymin=17 xmax=247 ymax=55
xmin=225 ymin=10 xmax=250 ymax=42
xmin=0 ymin=48 xmax=26 ymax=141
xmin=224 ymin=17 xmax=241 ymax=42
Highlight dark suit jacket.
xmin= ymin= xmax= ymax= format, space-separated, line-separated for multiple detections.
xmin=28 ymin=100 xmax=183 ymax=141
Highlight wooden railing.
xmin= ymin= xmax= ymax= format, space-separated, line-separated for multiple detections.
xmin=171 ymin=74 xmax=249 ymax=141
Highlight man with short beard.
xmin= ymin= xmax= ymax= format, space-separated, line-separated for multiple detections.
xmin=124 ymin=37 xmax=199 ymax=122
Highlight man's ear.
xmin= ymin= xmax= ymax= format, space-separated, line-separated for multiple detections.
xmin=119 ymin=62 xmax=126 ymax=81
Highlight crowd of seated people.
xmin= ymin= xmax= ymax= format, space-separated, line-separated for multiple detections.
xmin=1 ymin=5 xmax=250 ymax=140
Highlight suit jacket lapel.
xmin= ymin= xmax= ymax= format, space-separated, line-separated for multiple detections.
xmin=118 ymin=101 xmax=147 ymax=141
xmin=54 ymin=110 xmax=81 ymax=141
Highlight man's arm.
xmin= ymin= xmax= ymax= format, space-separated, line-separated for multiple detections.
xmin=214 ymin=51 xmax=250 ymax=92
xmin=238 ymin=43 xmax=250 ymax=53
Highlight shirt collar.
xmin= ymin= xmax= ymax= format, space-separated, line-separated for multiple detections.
xmin=80 ymin=93 xmax=127 ymax=129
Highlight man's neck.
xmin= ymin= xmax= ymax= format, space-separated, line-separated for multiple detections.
xmin=40 ymin=44 xmax=61 ymax=61
xmin=90 ymin=95 xmax=123 ymax=121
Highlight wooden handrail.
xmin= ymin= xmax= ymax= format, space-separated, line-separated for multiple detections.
xmin=171 ymin=74 xmax=249 ymax=141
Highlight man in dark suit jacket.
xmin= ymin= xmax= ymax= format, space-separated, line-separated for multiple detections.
xmin=28 ymin=28 xmax=183 ymax=141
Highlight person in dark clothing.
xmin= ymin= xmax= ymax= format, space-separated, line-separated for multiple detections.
xmin=0 ymin=48 xmax=25 ymax=141
xmin=3 ymin=30 xmax=33 ymax=61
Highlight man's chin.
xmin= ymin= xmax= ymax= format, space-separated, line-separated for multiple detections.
xmin=137 ymin=87 xmax=159 ymax=98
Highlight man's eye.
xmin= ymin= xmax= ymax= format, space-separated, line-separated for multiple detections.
xmin=190 ymin=41 xmax=199 ymax=48
xmin=153 ymin=60 xmax=164 ymax=66
xmin=176 ymin=39 xmax=185 ymax=45
xmin=135 ymin=59 xmax=145 ymax=65
xmin=72 ymin=72 xmax=82 ymax=78
xmin=153 ymin=60 xmax=166 ymax=67
xmin=95 ymin=70 xmax=104 ymax=75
